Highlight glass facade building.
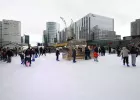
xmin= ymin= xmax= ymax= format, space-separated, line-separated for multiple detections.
xmin=71 ymin=13 xmax=115 ymax=41
xmin=46 ymin=22 xmax=60 ymax=43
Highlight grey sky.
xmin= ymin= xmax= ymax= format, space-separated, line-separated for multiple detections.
xmin=0 ymin=0 xmax=140 ymax=45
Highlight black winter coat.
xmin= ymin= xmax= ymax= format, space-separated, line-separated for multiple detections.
xmin=56 ymin=50 xmax=60 ymax=56
xmin=7 ymin=50 xmax=13 ymax=57
xmin=94 ymin=47 xmax=98 ymax=53
xmin=130 ymin=47 xmax=138 ymax=55
xmin=72 ymin=49 xmax=76 ymax=57
xmin=85 ymin=47 xmax=90 ymax=54
xmin=25 ymin=50 xmax=31 ymax=57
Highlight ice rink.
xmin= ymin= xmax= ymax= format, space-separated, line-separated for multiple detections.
xmin=0 ymin=53 xmax=140 ymax=100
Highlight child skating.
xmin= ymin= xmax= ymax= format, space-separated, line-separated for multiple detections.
xmin=93 ymin=52 xmax=99 ymax=62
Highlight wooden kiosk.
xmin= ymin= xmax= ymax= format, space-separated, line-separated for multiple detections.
xmin=62 ymin=40 xmax=87 ymax=60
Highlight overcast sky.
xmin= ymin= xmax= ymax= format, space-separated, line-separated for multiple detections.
xmin=0 ymin=0 xmax=140 ymax=45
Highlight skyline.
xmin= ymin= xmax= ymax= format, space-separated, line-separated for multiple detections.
xmin=0 ymin=0 xmax=140 ymax=45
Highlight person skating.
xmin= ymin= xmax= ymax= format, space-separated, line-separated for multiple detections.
xmin=15 ymin=47 xmax=18 ymax=56
xmin=109 ymin=46 xmax=111 ymax=54
xmin=6 ymin=48 xmax=13 ymax=63
xmin=98 ymin=47 xmax=101 ymax=56
xmin=85 ymin=46 xmax=91 ymax=60
xmin=93 ymin=51 xmax=99 ymax=62
xmin=72 ymin=48 xmax=76 ymax=63
xmin=43 ymin=48 xmax=46 ymax=56
xmin=35 ymin=47 xmax=39 ymax=58
xmin=101 ymin=46 xmax=105 ymax=56
xmin=19 ymin=52 xmax=25 ymax=64
xmin=130 ymin=46 xmax=138 ymax=67
xmin=0 ymin=49 xmax=2 ymax=61
xmin=31 ymin=49 xmax=35 ymax=61
xmin=25 ymin=48 xmax=32 ymax=66
xmin=48 ymin=48 xmax=51 ymax=53
xmin=3 ymin=48 xmax=7 ymax=62
xmin=117 ymin=46 xmax=121 ymax=57
xmin=120 ymin=47 xmax=130 ymax=67
xmin=56 ymin=48 xmax=60 ymax=61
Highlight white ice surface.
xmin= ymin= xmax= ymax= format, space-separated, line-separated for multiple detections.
xmin=0 ymin=54 xmax=140 ymax=100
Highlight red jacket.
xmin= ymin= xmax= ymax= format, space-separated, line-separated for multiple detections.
xmin=93 ymin=52 xmax=98 ymax=58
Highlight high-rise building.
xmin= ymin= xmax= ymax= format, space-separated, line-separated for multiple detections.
xmin=116 ymin=35 xmax=121 ymax=40
xmin=131 ymin=19 xmax=140 ymax=36
xmin=60 ymin=13 xmax=118 ymax=42
xmin=59 ymin=28 xmax=67 ymax=43
xmin=73 ymin=13 xmax=115 ymax=40
xmin=46 ymin=22 xmax=60 ymax=44
xmin=43 ymin=30 xmax=48 ymax=44
xmin=22 ymin=35 xmax=30 ymax=44
xmin=1 ymin=19 xmax=21 ymax=47
xmin=0 ymin=21 xmax=2 ymax=47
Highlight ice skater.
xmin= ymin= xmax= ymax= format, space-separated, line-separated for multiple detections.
xmin=25 ymin=48 xmax=32 ymax=67
xmin=93 ymin=52 xmax=99 ymax=62
xmin=6 ymin=48 xmax=13 ymax=63
xmin=56 ymin=48 xmax=60 ymax=61
xmin=19 ymin=52 xmax=25 ymax=65
xmin=120 ymin=47 xmax=130 ymax=67
xmin=130 ymin=46 xmax=138 ymax=67
xmin=72 ymin=48 xmax=76 ymax=63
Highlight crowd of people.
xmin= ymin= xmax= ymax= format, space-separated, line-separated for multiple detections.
xmin=70 ymin=45 xmax=139 ymax=66
xmin=0 ymin=45 xmax=139 ymax=67
xmin=0 ymin=47 xmax=54 ymax=66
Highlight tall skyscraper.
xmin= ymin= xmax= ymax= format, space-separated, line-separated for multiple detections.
xmin=131 ymin=19 xmax=140 ymax=36
xmin=22 ymin=35 xmax=30 ymax=44
xmin=43 ymin=30 xmax=48 ymax=44
xmin=46 ymin=22 xmax=60 ymax=44
xmin=0 ymin=21 xmax=2 ymax=47
xmin=60 ymin=13 xmax=117 ymax=42
xmin=1 ymin=19 xmax=21 ymax=47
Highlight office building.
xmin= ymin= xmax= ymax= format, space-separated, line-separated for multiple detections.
xmin=0 ymin=19 xmax=21 ymax=48
xmin=72 ymin=13 xmax=115 ymax=40
xmin=0 ymin=21 xmax=2 ymax=47
xmin=59 ymin=13 xmax=120 ymax=42
xmin=46 ymin=22 xmax=60 ymax=44
xmin=22 ymin=35 xmax=30 ymax=44
xmin=43 ymin=30 xmax=48 ymax=44
xmin=131 ymin=19 xmax=140 ymax=36
xmin=59 ymin=29 xmax=67 ymax=43
xmin=21 ymin=36 xmax=23 ymax=43
xmin=116 ymin=35 xmax=121 ymax=40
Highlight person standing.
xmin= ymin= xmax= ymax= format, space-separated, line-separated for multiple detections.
xmin=6 ymin=48 xmax=13 ymax=63
xmin=98 ymin=47 xmax=101 ymax=56
xmin=39 ymin=47 xmax=43 ymax=56
xmin=93 ymin=51 xmax=99 ymax=62
xmin=109 ymin=46 xmax=111 ymax=54
xmin=130 ymin=46 xmax=138 ymax=66
xmin=43 ymin=48 xmax=46 ymax=56
xmin=19 ymin=52 xmax=25 ymax=64
xmin=56 ymin=48 xmax=60 ymax=61
xmin=31 ymin=49 xmax=35 ymax=61
xmin=117 ymin=46 xmax=121 ymax=57
xmin=15 ymin=47 xmax=18 ymax=56
xmin=101 ymin=46 xmax=105 ymax=56
xmin=35 ymin=47 xmax=38 ymax=58
xmin=85 ymin=46 xmax=90 ymax=60
xmin=3 ymin=48 xmax=7 ymax=62
xmin=25 ymin=48 xmax=32 ymax=66
xmin=120 ymin=47 xmax=130 ymax=67
xmin=72 ymin=48 xmax=76 ymax=63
